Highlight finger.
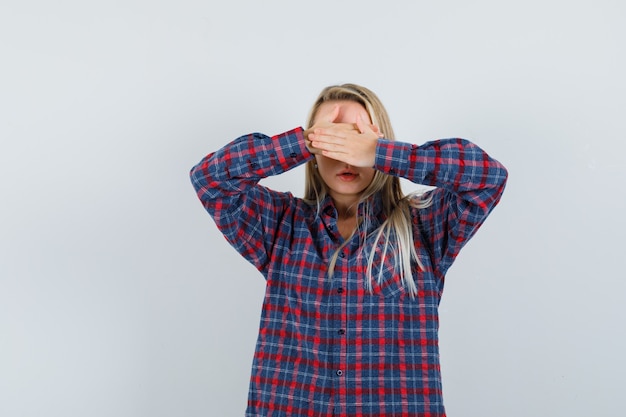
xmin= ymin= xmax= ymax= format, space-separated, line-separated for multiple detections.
xmin=356 ymin=114 xmax=373 ymax=134
xmin=311 ymin=126 xmax=353 ymax=143
xmin=357 ymin=117 xmax=384 ymax=138
xmin=316 ymin=122 xmax=358 ymax=133
xmin=311 ymin=139 xmax=346 ymax=153
xmin=370 ymin=125 xmax=384 ymax=138
xmin=312 ymin=129 xmax=346 ymax=141
xmin=319 ymin=103 xmax=340 ymax=123
xmin=370 ymin=124 xmax=383 ymax=134
xmin=320 ymin=149 xmax=350 ymax=162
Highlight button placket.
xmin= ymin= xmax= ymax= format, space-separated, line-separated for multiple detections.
xmin=331 ymin=242 xmax=349 ymax=394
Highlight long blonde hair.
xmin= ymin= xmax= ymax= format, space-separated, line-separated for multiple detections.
xmin=304 ymin=84 xmax=431 ymax=297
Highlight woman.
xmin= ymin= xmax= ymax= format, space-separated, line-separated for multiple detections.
xmin=190 ymin=83 xmax=508 ymax=416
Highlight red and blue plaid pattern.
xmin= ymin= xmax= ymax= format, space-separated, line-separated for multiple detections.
xmin=190 ymin=127 xmax=507 ymax=417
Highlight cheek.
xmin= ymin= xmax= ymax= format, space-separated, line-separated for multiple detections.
xmin=316 ymin=155 xmax=336 ymax=170
xmin=314 ymin=157 xmax=334 ymax=180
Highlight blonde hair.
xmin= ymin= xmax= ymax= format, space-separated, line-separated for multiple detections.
xmin=304 ymin=83 xmax=431 ymax=297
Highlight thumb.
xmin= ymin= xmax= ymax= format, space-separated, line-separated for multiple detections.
xmin=356 ymin=114 xmax=371 ymax=134
xmin=370 ymin=124 xmax=384 ymax=138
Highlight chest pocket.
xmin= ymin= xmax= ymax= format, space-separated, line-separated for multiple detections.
xmin=364 ymin=246 xmax=417 ymax=298
xmin=368 ymin=272 xmax=406 ymax=298
xmin=362 ymin=231 xmax=436 ymax=299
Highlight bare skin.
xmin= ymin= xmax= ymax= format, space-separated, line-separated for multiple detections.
xmin=304 ymin=101 xmax=382 ymax=239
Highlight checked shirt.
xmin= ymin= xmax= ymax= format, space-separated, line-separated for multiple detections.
xmin=190 ymin=127 xmax=507 ymax=417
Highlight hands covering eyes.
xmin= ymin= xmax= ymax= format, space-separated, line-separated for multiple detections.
xmin=305 ymin=103 xmax=383 ymax=168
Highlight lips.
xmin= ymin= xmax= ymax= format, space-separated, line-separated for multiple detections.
xmin=337 ymin=170 xmax=359 ymax=181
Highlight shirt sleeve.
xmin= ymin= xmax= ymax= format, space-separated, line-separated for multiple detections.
xmin=374 ymin=138 xmax=508 ymax=277
xmin=189 ymin=127 xmax=312 ymax=274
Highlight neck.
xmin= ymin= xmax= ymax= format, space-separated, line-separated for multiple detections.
xmin=333 ymin=200 xmax=357 ymax=220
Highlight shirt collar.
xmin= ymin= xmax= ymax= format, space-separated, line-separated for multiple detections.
xmin=319 ymin=193 xmax=385 ymax=222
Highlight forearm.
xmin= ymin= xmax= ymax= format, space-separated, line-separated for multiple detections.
xmin=190 ymin=127 xmax=312 ymax=212
xmin=375 ymin=137 xmax=508 ymax=213
xmin=190 ymin=127 xmax=313 ymax=271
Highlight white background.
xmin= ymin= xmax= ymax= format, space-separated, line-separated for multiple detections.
xmin=1 ymin=1 xmax=624 ymax=416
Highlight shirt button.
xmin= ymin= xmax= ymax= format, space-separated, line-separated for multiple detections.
xmin=289 ymin=152 xmax=297 ymax=158
xmin=339 ymin=252 xmax=345 ymax=258
xmin=338 ymin=329 xmax=345 ymax=335
xmin=337 ymin=288 xmax=344 ymax=294
xmin=336 ymin=370 xmax=343 ymax=376
xmin=328 ymin=224 xmax=334 ymax=231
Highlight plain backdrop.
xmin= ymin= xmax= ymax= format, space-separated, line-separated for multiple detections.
xmin=1 ymin=1 xmax=625 ymax=416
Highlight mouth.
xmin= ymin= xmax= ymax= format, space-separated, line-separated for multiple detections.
xmin=337 ymin=171 xmax=359 ymax=181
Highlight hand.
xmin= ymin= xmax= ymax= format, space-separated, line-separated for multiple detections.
xmin=304 ymin=104 xmax=358 ymax=155
xmin=308 ymin=114 xmax=381 ymax=168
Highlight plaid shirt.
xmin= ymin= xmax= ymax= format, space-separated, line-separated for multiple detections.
xmin=190 ymin=127 xmax=507 ymax=417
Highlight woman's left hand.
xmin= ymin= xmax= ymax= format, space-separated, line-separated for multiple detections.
xmin=308 ymin=115 xmax=383 ymax=168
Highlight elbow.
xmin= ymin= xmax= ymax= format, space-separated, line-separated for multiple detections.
xmin=189 ymin=159 xmax=212 ymax=194
xmin=490 ymin=162 xmax=508 ymax=208
xmin=498 ymin=162 xmax=508 ymax=190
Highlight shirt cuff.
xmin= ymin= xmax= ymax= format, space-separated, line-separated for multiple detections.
xmin=374 ymin=139 xmax=417 ymax=178
xmin=270 ymin=127 xmax=314 ymax=172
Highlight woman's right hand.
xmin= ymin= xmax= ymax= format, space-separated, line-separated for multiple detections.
xmin=304 ymin=103 xmax=383 ymax=158
xmin=304 ymin=104 xmax=357 ymax=155
xmin=304 ymin=104 xmax=339 ymax=155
